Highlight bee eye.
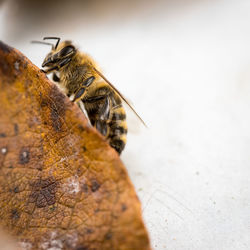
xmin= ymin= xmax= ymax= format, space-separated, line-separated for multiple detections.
xmin=59 ymin=46 xmax=75 ymax=57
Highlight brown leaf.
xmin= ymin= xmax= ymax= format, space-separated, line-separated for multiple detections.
xmin=0 ymin=228 xmax=19 ymax=250
xmin=0 ymin=41 xmax=151 ymax=250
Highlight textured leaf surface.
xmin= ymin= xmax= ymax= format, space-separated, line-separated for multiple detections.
xmin=0 ymin=41 xmax=150 ymax=250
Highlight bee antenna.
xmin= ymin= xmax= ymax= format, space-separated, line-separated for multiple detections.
xmin=43 ymin=37 xmax=61 ymax=49
xmin=31 ymin=40 xmax=54 ymax=49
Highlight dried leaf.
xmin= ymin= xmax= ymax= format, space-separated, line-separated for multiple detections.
xmin=0 ymin=228 xmax=19 ymax=250
xmin=0 ymin=41 xmax=151 ymax=250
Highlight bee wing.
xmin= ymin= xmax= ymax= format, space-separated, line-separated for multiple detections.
xmin=94 ymin=68 xmax=147 ymax=127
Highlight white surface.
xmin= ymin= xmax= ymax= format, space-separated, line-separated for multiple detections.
xmin=1 ymin=0 xmax=250 ymax=249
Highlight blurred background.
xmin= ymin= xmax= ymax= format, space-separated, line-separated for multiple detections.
xmin=1 ymin=0 xmax=250 ymax=249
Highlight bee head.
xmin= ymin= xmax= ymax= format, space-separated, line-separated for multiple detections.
xmin=31 ymin=37 xmax=76 ymax=71
xmin=42 ymin=38 xmax=76 ymax=68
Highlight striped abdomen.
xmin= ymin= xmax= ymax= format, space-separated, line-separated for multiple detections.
xmin=83 ymin=83 xmax=127 ymax=154
xmin=108 ymin=104 xmax=127 ymax=154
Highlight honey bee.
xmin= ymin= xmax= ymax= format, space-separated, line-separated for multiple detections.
xmin=32 ymin=37 xmax=145 ymax=154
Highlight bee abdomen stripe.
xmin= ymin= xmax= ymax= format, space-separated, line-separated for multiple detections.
xmin=111 ymin=106 xmax=126 ymax=121
xmin=111 ymin=112 xmax=126 ymax=121
xmin=109 ymin=126 xmax=127 ymax=137
xmin=110 ymin=137 xmax=126 ymax=154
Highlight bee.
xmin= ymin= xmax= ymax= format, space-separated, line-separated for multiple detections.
xmin=32 ymin=37 xmax=145 ymax=154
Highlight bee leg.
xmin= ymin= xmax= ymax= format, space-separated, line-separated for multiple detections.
xmin=95 ymin=96 xmax=111 ymax=137
xmin=99 ymin=95 xmax=111 ymax=122
xmin=83 ymin=95 xmax=106 ymax=103
xmin=52 ymin=73 xmax=60 ymax=82
xmin=58 ymin=57 xmax=72 ymax=68
xmin=42 ymin=58 xmax=71 ymax=74
xmin=72 ymin=76 xmax=95 ymax=102
xmin=42 ymin=65 xmax=59 ymax=74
